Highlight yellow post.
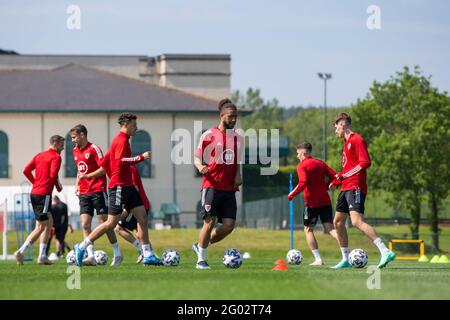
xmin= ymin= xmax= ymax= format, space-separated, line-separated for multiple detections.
xmin=389 ymin=239 xmax=424 ymax=261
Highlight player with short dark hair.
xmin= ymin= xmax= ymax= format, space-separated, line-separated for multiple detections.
xmin=287 ymin=142 xmax=340 ymax=265
xmin=82 ymin=151 xmax=151 ymax=264
xmin=331 ymin=113 xmax=396 ymax=269
xmin=75 ymin=113 xmax=162 ymax=266
xmin=192 ymin=98 xmax=243 ymax=270
xmin=70 ymin=124 xmax=122 ymax=266
xmin=15 ymin=135 xmax=64 ymax=265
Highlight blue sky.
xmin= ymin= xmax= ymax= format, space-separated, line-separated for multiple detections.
xmin=1 ymin=0 xmax=449 ymax=107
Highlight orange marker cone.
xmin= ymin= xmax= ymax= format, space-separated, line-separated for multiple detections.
xmin=272 ymin=264 xmax=289 ymax=271
xmin=272 ymin=259 xmax=289 ymax=270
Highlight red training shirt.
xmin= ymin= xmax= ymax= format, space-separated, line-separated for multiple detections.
xmin=288 ymin=157 xmax=336 ymax=208
xmin=73 ymin=142 xmax=107 ymax=194
xmin=23 ymin=148 xmax=62 ymax=195
xmin=108 ymin=131 xmax=145 ymax=189
xmin=336 ymin=131 xmax=371 ymax=194
xmin=194 ymin=127 xmax=243 ymax=191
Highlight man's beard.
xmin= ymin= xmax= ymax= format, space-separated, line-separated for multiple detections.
xmin=224 ymin=122 xmax=235 ymax=129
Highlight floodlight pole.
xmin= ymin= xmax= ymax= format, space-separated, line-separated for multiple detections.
xmin=317 ymin=73 xmax=332 ymax=162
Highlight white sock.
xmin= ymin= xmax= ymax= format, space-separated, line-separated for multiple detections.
xmin=132 ymin=240 xmax=141 ymax=252
xmin=374 ymin=238 xmax=390 ymax=255
xmin=112 ymin=242 xmax=121 ymax=257
xmin=312 ymin=249 xmax=321 ymax=260
xmin=198 ymin=246 xmax=207 ymax=263
xmin=87 ymin=244 xmax=95 ymax=258
xmin=18 ymin=240 xmax=31 ymax=254
xmin=39 ymin=243 xmax=47 ymax=258
xmin=141 ymin=244 xmax=153 ymax=258
xmin=79 ymin=238 xmax=92 ymax=250
xmin=340 ymin=247 xmax=349 ymax=261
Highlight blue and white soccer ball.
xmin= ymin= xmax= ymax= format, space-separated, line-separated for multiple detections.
xmin=94 ymin=250 xmax=109 ymax=265
xmin=66 ymin=249 xmax=87 ymax=265
xmin=286 ymin=249 xmax=303 ymax=265
xmin=162 ymin=249 xmax=180 ymax=266
xmin=223 ymin=248 xmax=243 ymax=269
xmin=349 ymin=249 xmax=368 ymax=268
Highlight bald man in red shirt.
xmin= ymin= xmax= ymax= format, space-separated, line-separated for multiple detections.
xmin=15 ymin=135 xmax=64 ymax=266
xmin=288 ymin=142 xmax=340 ymax=265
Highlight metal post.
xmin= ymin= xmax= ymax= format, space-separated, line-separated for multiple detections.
xmin=2 ymin=199 xmax=7 ymax=260
xmin=318 ymin=73 xmax=332 ymax=162
xmin=323 ymin=78 xmax=327 ymax=162
xmin=289 ymin=174 xmax=294 ymax=250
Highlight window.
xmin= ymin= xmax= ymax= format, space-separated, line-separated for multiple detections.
xmin=0 ymin=131 xmax=8 ymax=178
xmin=65 ymin=133 xmax=77 ymax=178
xmin=131 ymin=130 xmax=151 ymax=178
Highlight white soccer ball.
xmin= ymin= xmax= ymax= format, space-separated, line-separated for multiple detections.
xmin=223 ymin=248 xmax=243 ymax=269
xmin=66 ymin=250 xmax=76 ymax=265
xmin=94 ymin=250 xmax=109 ymax=265
xmin=349 ymin=249 xmax=368 ymax=268
xmin=66 ymin=249 xmax=87 ymax=265
xmin=162 ymin=249 xmax=180 ymax=266
xmin=286 ymin=249 xmax=303 ymax=265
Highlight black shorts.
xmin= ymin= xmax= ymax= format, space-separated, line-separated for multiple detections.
xmin=336 ymin=189 xmax=366 ymax=214
xmin=109 ymin=186 xmax=143 ymax=216
xmin=79 ymin=192 xmax=108 ymax=216
xmin=54 ymin=225 xmax=68 ymax=242
xmin=200 ymin=188 xmax=237 ymax=223
xmin=303 ymin=205 xmax=333 ymax=227
xmin=118 ymin=210 xmax=149 ymax=231
xmin=30 ymin=194 xmax=52 ymax=222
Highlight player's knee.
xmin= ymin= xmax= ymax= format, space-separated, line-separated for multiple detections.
xmin=102 ymin=219 xmax=117 ymax=231
xmin=203 ymin=217 xmax=215 ymax=228
xmin=322 ymin=223 xmax=334 ymax=234
xmin=350 ymin=218 xmax=362 ymax=228
xmin=81 ymin=221 xmax=90 ymax=231
xmin=304 ymin=226 xmax=314 ymax=233
xmin=223 ymin=223 xmax=235 ymax=234
xmin=36 ymin=222 xmax=46 ymax=231
xmin=333 ymin=219 xmax=343 ymax=228
xmin=226 ymin=220 xmax=236 ymax=229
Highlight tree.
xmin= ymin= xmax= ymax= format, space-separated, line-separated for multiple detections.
xmin=369 ymin=132 xmax=423 ymax=239
xmin=234 ymin=88 xmax=284 ymax=131
xmin=352 ymin=67 xmax=450 ymax=249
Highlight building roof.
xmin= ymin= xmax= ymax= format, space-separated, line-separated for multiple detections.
xmin=157 ymin=54 xmax=231 ymax=61
xmin=0 ymin=64 xmax=223 ymax=113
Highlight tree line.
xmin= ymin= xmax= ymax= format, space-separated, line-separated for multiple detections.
xmin=233 ymin=66 xmax=450 ymax=252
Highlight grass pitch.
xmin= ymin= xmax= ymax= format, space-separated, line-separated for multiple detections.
xmin=1 ymin=226 xmax=449 ymax=299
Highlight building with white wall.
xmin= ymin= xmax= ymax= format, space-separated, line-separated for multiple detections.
xmin=0 ymin=52 xmax=243 ymax=228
